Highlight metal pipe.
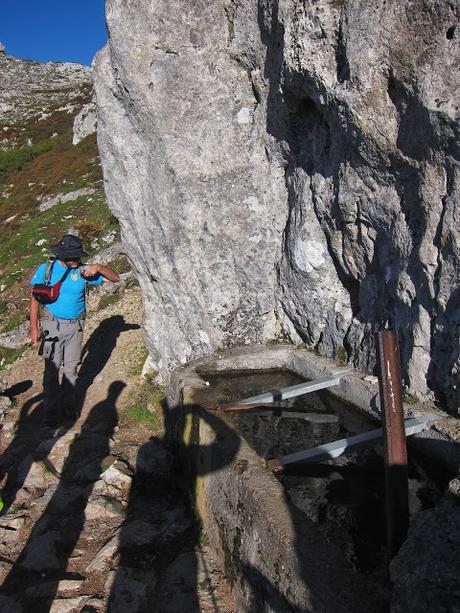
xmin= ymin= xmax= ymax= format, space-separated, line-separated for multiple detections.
xmin=237 ymin=375 xmax=342 ymax=405
xmin=267 ymin=416 xmax=430 ymax=473
xmin=377 ymin=329 xmax=409 ymax=561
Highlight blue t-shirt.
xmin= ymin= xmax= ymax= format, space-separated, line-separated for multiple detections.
xmin=30 ymin=261 xmax=103 ymax=319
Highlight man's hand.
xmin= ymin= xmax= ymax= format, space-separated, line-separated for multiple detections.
xmin=81 ymin=264 xmax=100 ymax=278
xmin=82 ymin=263 xmax=120 ymax=283
xmin=30 ymin=327 xmax=40 ymax=344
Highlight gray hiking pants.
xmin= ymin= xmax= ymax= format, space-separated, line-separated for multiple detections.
xmin=40 ymin=311 xmax=85 ymax=419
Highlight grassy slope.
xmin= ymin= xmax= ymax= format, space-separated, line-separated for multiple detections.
xmin=0 ymin=80 xmax=119 ymax=344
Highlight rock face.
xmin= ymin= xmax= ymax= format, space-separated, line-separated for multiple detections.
xmin=94 ymin=0 xmax=460 ymax=411
xmin=72 ymin=98 xmax=97 ymax=145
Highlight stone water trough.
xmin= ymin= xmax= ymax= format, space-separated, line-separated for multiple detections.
xmin=165 ymin=345 xmax=459 ymax=613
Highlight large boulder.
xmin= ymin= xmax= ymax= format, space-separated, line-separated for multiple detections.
xmin=94 ymin=0 xmax=460 ymax=411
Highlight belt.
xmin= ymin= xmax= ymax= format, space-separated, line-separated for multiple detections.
xmin=42 ymin=310 xmax=86 ymax=324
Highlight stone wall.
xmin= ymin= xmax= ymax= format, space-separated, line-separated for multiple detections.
xmin=94 ymin=0 xmax=460 ymax=411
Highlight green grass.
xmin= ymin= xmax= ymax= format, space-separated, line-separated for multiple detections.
xmin=41 ymin=463 xmax=57 ymax=476
xmin=1 ymin=310 xmax=27 ymax=334
xmin=0 ymin=88 xmax=117 ymax=357
xmin=124 ymin=380 xmax=165 ymax=430
xmin=97 ymin=291 xmax=122 ymax=312
xmin=10 ymin=502 xmax=29 ymax=513
xmin=129 ymin=346 xmax=149 ymax=377
xmin=266 ymin=331 xmax=291 ymax=345
xmin=335 ymin=345 xmax=347 ymax=366
xmin=0 ymin=191 xmax=113 ymax=289
xmin=0 ymin=345 xmax=27 ymax=371
xmin=403 ymin=393 xmax=419 ymax=405
xmin=126 ymin=403 xmax=159 ymax=425
xmin=0 ymin=102 xmax=111 ymax=289
xmin=0 ymin=138 xmax=57 ymax=185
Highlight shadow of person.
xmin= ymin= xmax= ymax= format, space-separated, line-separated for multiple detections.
xmin=1 ymin=380 xmax=33 ymax=400
xmin=0 ymin=381 xmax=123 ymax=612
xmin=74 ymin=315 xmax=140 ymax=416
xmin=0 ymin=393 xmax=47 ymax=514
xmin=106 ymin=400 xmax=240 ymax=612
xmin=0 ymin=316 xmax=139 ymax=513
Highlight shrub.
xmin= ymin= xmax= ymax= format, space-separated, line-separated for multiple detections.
xmin=74 ymin=219 xmax=105 ymax=241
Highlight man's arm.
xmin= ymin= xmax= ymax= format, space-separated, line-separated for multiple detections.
xmin=82 ymin=264 xmax=120 ymax=283
xmin=29 ymin=296 xmax=40 ymax=344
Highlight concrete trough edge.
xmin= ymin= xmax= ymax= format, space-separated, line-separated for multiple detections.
xmin=172 ymin=343 xmax=458 ymax=472
xmin=165 ymin=344 xmax=459 ymax=611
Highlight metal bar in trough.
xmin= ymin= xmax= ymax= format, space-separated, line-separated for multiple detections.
xmin=220 ymin=404 xmax=340 ymax=424
xmin=267 ymin=417 xmax=430 ymax=473
xmin=238 ymin=375 xmax=342 ymax=406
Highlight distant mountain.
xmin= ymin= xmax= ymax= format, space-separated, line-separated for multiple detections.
xmin=0 ymin=52 xmax=91 ymax=128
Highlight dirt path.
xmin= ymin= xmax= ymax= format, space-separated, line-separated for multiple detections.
xmin=0 ymin=284 xmax=235 ymax=613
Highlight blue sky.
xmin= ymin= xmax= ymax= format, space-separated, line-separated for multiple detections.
xmin=1 ymin=1 xmax=107 ymax=66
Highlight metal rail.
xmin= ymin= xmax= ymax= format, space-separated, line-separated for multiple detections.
xmin=238 ymin=375 xmax=342 ymax=405
xmin=267 ymin=416 xmax=431 ymax=473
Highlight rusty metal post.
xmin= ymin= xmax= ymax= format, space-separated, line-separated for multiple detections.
xmin=377 ymin=330 xmax=409 ymax=561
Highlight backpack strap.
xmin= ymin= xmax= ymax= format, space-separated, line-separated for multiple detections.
xmin=58 ymin=266 xmax=72 ymax=284
xmin=44 ymin=259 xmax=56 ymax=285
xmin=43 ymin=259 xmax=72 ymax=286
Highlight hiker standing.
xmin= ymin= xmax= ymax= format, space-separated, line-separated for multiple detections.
xmin=29 ymin=234 xmax=120 ymax=426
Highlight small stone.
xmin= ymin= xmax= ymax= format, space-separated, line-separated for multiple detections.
xmin=363 ymin=375 xmax=378 ymax=384
xmin=86 ymin=532 xmax=120 ymax=573
xmin=92 ymin=465 xmax=132 ymax=500
xmin=49 ymin=597 xmax=87 ymax=613
xmin=84 ymin=496 xmax=124 ymax=522
xmin=236 ymin=107 xmax=251 ymax=124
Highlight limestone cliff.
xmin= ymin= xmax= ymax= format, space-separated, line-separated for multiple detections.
xmin=94 ymin=0 xmax=460 ymax=412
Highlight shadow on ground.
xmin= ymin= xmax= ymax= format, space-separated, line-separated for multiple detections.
xmin=0 ymin=381 xmax=123 ymax=612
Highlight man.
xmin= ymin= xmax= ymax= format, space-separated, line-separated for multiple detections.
xmin=29 ymin=234 xmax=120 ymax=426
